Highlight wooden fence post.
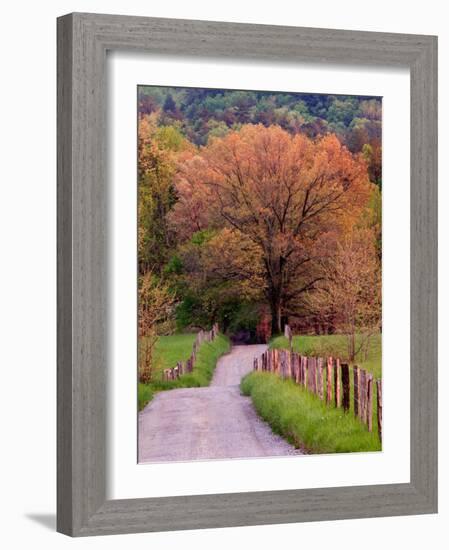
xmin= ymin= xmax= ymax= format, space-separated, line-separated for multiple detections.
xmin=301 ymin=356 xmax=307 ymax=387
xmin=367 ymin=374 xmax=373 ymax=431
xmin=334 ymin=358 xmax=341 ymax=407
xmin=353 ymin=366 xmax=360 ymax=417
xmin=307 ymin=357 xmax=313 ymax=392
xmin=326 ymin=357 xmax=333 ymax=404
xmin=284 ymin=350 xmax=288 ymax=378
xmin=359 ymin=369 xmax=367 ymax=421
xmin=161 ymin=323 xmax=220 ymax=382
xmin=284 ymin=324 xmax=292 ymax=352
xmin=294 ymin=354 xmax=300 ymax=384
xmin=287 ymin=350 xmax=292 ymax=379
xmin=341 ymin=363 xmax=350 ymax=412
xmin=317 ymin=358 xmax=324 ymax=400
xmin=376 ymin=379 xmax=382 ymax=441
xmin=308 ymin=357 xmax=316 ymax=393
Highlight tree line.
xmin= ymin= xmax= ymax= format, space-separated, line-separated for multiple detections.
xmin=138 ymin=87 xmax=381 ymax=363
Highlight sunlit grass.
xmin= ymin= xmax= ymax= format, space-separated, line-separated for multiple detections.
xmin=241 ymin=371 xmax=381 ymax=454
xmin=270 ymin=333 xmax=381 ymax=379
xmin=138 ymin=333 xmax=230 ymax=411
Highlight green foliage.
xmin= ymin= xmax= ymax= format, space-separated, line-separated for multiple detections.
xmin=138 ymin=121 xmax=178 ymax=273
xmin=138 ymin=333 xmax=230 ymax=410
xmin=190 ymin=229 xmax=215 ymax=246
xmin=206 ymin=119 xmax=230 ymax=141
xmin=163 ymin=254 xmax=183 ymax=275
xmin=155 ymin=125 xmax=187 ymax=151
xmin=327 ymin=98 xmax=361 ymax=126
xmin=174 ymin=292 xmax=259 ymax=334
xmin=172 ymin=227 xmax=264 ymax=332
xmin=138 ymin=87 xmax=382 ymax=181
xmin=138 ymin=383 xmax=154 ymax=411
xmin=223 ymin=301 xmax=260 ymax=335
xmin=175 ymin=293 xmax=209 ymax=330
xmin=241 ymin=372 xmax=381 ymax=454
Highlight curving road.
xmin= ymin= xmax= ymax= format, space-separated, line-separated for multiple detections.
xmin=138 ymin=344 xmax=301 ymax=463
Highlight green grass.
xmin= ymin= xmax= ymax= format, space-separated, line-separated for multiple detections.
xmin=241 ymin=371 xmax=381 ymax=454
xmin=270 ymin=333 xmax=382 ymax=379
xmin=138 ymin=384 xmax=154 ymax=411
xmin=270 ymin=332 xmax=381 ymax=434
xmin=138 ymin=333 xmax=230 ymax=411
xmin=152 ymin=333 xmax=197 ymax=376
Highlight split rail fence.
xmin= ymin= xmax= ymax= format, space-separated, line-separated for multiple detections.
xmin=162 ymin=323 xmax=219 ymax=381
xmin=253 ymin=346 xmax=382 ymax=442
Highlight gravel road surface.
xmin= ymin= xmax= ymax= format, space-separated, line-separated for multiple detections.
xmin=138 ymin=344 xmax=301 ymax=462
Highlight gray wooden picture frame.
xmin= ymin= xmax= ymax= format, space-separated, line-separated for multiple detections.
xmin=57 ymin=12 xmax=438 ymax=537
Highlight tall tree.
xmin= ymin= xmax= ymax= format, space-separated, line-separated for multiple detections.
xmin=138 ymin=114 xmax=193 ymax=274
xmin=306 ymin=227 xmax=381 ymax=360
xmin=173 ymin=124 xmax=371 ymax=334
xmin=138 ymin=272 xmax=176 ymax=383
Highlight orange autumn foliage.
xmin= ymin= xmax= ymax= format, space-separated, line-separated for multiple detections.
xmin=172 ymin=124 xmax=372 ymax=334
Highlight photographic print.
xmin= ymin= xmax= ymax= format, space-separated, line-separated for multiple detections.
xmin=137 ymin=86 xmax=382 ymax=463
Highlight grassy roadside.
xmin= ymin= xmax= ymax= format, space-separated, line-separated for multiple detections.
xmin=270 ymin=332 xmax=382 ymax=438
xmin=138 ymin=333 xmax=230 ymax=411
xmin=270 ymin=333 xmax=381 ymax=379
xmin=241 ymin=371 xmax=381 ymax=454
xmin=152 ymin=333 xmax=197 ymax=375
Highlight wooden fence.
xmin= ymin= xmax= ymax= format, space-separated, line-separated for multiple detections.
xmin=162 ymin=323 xmax=220 ymax=381
xmin=253 ymin=347 xmax=382 ymax=441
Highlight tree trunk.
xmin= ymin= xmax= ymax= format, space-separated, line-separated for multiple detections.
xmin=349 ymin=332 xmax=356 ymax=361
xmin=270 ymin=297 xmax=282 ymax=335
xmin=267 ymin=257 xmax=285 ymax=336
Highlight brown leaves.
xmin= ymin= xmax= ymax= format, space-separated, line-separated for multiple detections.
xmin=177 ymin=228 xmax=265 ymax=303
xmin=306 ymin=226 xmax=381 ymax=358
xmin=173 ymin=125 xmax=370 ymax=249
xmin=201 ymin=228 xmax=266 ymax=300
xmin=170 ymin=124 xmax=374 ymax=334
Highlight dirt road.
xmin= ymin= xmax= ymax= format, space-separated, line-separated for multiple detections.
xmin=138 ymin=344 xmax=300 ymax=462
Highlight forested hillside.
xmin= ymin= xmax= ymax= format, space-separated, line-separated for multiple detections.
xmin=139 ymin=87 xmax=382 ymax=186
xmin=137 ymin=86 xmax=382 ymax=381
